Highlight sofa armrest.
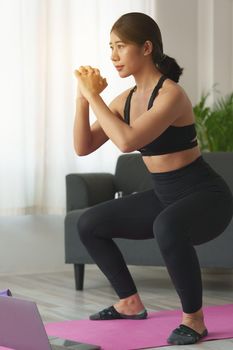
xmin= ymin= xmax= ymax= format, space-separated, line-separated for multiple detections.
xmin=66 ymin=173 xmax=116 ymax=212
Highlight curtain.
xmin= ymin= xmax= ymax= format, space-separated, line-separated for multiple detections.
xmin=0 ymin=0 xmax=156 ymax=215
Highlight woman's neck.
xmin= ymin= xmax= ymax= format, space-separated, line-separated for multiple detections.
xmin=133 ymin=64 xmax=162 ymax=94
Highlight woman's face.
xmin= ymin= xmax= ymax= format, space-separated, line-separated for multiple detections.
xmin=109 ymin=31 xmax=146 ymax=78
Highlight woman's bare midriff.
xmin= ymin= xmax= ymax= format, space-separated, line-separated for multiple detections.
xmin=142 ymin=146 xmax=201 ymax=173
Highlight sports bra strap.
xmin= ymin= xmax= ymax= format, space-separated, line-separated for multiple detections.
xmin=123 ymin=75 xmax=167 ymax=124
xmin=147 ymin=75 xmax=167 ymax=109
xmin=123 ymin=87 xmax=136 ymax=124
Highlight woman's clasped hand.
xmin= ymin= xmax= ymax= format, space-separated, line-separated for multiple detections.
xmin=74 ymin=65 xmax=108 ymax=99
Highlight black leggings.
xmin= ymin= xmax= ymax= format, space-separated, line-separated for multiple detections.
xmin=78 ymin=156 xmax=233 ymax=313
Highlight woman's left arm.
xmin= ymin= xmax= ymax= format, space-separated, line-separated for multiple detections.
xmin=75 ymin=66 xmax=184 ymax=152
xmin=88 ymin=88 xmax=184 ymax=152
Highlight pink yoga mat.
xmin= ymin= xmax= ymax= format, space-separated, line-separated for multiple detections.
xmin=45 ymin=304 xmax=233 ymax=350
xmin=0 ymin=292 xmax=13 ymax=349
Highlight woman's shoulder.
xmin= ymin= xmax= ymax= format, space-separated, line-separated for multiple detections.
xmin=158 ymin=77 xmax=192 ymax=108
xmin=108 ymin=87 xmax=134 ymax=119
xmin=160 ymin=77 xmax=183 ymax=97
xmin=162 ymin=78 xmax=190 ymax=101
xmin=111 ymin=87 xmax=134 ymax=104
xmin=159 ymin=78 xmax=194 ymax=123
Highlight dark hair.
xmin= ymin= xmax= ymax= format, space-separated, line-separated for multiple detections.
xmin=111 ymin=12 xmax=183 ymax=83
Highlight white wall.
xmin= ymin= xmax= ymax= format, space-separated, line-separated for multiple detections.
xmin=155 ymin=0 xmax=233 ymax=105
xmin=155 ymin=0 xmax=198 ymax=104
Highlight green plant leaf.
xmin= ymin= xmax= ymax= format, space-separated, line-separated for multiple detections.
xmin=193 ymin=90 xmax=233 ymax=151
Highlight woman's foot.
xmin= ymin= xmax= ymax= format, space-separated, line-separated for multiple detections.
xmin=181 ymin=308 xmax=207 ymax=335
xmin=89 ymin=305 xmax=147 ymax=320
xmin=113 ymin=292 xmax=146 ymax=315
xmin=89 ymin=293 xmax=147 ymax=320
xmin=167 ymin=308 xmax=208 ymax=345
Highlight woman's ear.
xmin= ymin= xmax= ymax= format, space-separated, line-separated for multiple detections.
xmin=143 ymin=40 xmax=153 ymax=56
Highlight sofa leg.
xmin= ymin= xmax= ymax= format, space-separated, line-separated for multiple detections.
xmin=74 ymin=264 xmax=85 ymax=290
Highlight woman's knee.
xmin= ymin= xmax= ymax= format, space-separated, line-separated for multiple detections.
xmin=77 ymin=208 xmax=98 ymax=245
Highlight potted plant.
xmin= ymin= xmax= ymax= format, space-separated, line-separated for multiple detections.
xmin=193 ymin=89 xmax=233 ymax=152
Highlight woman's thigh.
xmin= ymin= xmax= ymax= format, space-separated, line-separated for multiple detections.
xmin=154 ymin=184 xmax=233 ymax=246
xmin=78 ymin=189 xmax=164 ymax=240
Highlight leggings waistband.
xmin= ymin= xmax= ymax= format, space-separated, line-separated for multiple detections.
xmin=150 ymin=155 xmax=206 ymax=177
xmin=150 ymin=155 xmax=223 ymax=206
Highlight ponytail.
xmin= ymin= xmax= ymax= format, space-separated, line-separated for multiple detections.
xmin=154 ymin=54 xmax=183 ymax=83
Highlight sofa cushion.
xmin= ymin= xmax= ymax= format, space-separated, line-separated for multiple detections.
xmin=114 ymin=153 xmax=154 ymax=194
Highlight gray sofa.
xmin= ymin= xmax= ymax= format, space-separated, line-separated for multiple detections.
xmin=65 ymin=152 xmax=233 ymax=290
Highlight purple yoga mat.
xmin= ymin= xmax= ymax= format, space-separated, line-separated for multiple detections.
xmin=0 ymin=289 xmax=12 ymax=297
xmin=45 ymin=304 xmax=233 ymax=350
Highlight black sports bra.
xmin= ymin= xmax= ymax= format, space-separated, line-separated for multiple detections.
xmin=123 ymin=75 xmax=198 ymax=156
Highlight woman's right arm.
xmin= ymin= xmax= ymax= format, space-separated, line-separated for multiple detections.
xmin=73 ymin=96 xmax=109 ymax=156
xmin=73 ymin=83 xmax=128 ymax=156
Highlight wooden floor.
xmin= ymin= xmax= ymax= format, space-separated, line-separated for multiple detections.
xmin=1 ymin=265 xmax=233 ymax=349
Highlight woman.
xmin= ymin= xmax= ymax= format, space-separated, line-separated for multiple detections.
xmin=74 ymin=12 xmax=233 ymax=345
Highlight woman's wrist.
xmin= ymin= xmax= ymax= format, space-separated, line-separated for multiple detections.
xmin=76 ymin=96 xmax=89 ymax=105
xmin=86 ymin=92 xmax=100 ymax=104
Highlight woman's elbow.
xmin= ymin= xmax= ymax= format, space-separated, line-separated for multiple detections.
xmin=74 ymin=145 xmax=91 ymax=156
xmin=118 ymin=140 xmax=136 ymax=153
xmin=74 ymin=149 xmax=86 ymax=157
